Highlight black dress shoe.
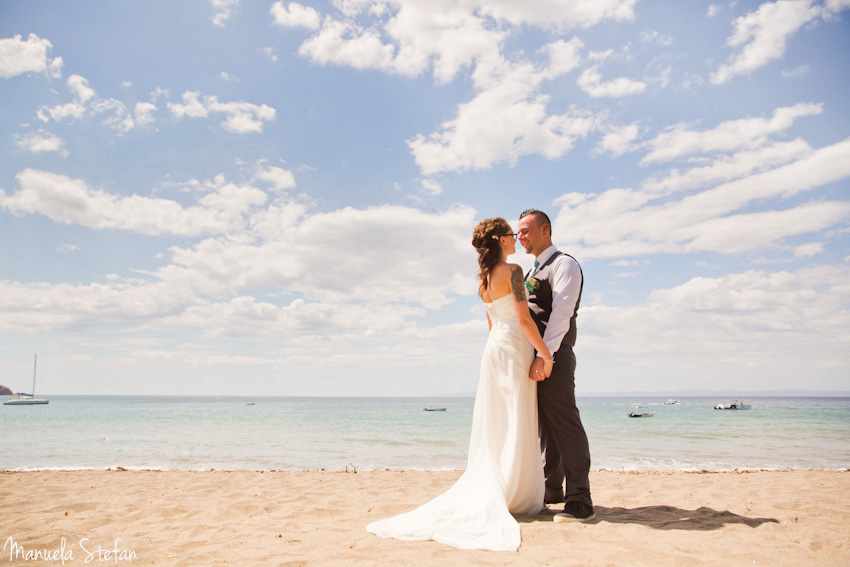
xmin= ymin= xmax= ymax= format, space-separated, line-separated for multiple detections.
xmin=553 ymin=501 xmax=595 ymax=522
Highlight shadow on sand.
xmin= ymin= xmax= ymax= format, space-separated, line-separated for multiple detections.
xmin=519 ymin=505 xmax=779 ymax=531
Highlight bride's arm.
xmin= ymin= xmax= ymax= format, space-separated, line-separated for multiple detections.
xmin=508 ymin=265 xmax=554 ymax=375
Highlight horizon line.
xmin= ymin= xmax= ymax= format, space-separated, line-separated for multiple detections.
xmin=7 ymin=390 xmax=850 ymax=399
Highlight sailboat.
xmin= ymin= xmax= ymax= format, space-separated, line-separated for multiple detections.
xmin=4 ymin=355 xmax=49 ymax=405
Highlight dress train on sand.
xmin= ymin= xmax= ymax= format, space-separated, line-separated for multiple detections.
xmin=366 ymin=294 xmax=544 ymax=551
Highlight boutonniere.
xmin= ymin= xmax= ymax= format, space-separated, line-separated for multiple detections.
xmin=525 ymin=277 xmax=539 ymax=293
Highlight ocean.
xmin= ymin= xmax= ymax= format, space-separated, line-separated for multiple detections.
xmin=1 ymin=396 xmax=848 ymax=472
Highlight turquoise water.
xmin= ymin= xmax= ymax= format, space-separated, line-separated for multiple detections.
xmin=1 ymin=396 xmax=848 ymax=471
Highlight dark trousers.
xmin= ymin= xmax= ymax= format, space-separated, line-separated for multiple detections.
xmin=537 ymin=346 xmax=592 ymax=506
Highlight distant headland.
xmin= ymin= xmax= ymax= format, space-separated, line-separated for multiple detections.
xmin=0 ymin=385 xmax=13 ymax=395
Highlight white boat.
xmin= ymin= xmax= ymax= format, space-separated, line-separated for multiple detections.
xmin=423 ymin=404 xmax=447 ymax=411
xmin=664 ymin=399 xmax=680 ymax=405
xmin=628 ymin=406 xmax=655 ymax=418
xmin=714 ymin=400 xmax=751 ymax=410
xmin=3 ymin=355 xmax=49 ymax=406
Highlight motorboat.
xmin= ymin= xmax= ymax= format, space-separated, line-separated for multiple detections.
xmin=423 ymin=404 xmax=447 ymax=411
xmin=714 ymin=400 xmax=751 ymax=410
xmin=3 ymin=355 xmax=49 ymax=406
xmin=664 ymin=399 xmax=680 ymax=405
xmin=628 ymin=406 xmax=655 ymax=418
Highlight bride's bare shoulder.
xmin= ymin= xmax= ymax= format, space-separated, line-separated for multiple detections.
xmin=490 ymin=262 xmax=512 ymax=279
xmin=499 ymin=263 xmax=524 ymax=280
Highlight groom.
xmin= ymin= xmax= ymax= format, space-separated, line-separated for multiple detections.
xmin=518 ymin=208 xmax=594 ymax=522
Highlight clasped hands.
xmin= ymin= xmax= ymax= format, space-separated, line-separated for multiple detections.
xmin=529 ymin=356 xmax=553 ymax=382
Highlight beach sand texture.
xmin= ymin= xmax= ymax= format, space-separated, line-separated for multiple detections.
xmin=1 ymin=470 xmax=847 ymax=566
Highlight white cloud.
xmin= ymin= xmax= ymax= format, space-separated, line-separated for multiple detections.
xmin=37 ymin=75 xmax=91 ymax=122
xmin=36 ymin=74 xmax=157 ymax=133
xmin=409 ymin=40 xmax=595 ymax=175
xmin=577 ymin=65 xmax=646 ymax=98
xmin=0 ymin=33 xmax=63 ymax=79
xmin=158 ymin=295 xmax=433 ymax=339
xmin=793 ymin=242 xmax=824 ymax=257
xmin=290 ymin=1 xmax=616 ymax=85
xmin=645 ymin=64 xmax=672 ymax=89
xmin=299 ymin=19 xmax=397 ymax=73
xmin=580 ymin=264 xmax=850 ymax=388
xmin=551 ymin=138 xmax=850 ymax=258
xmin=640 ymin=29 xmax=674 ymax=46
xmin=151 ymin=87 xmax=169 ymax=101
xmin=260 ymin=47 xmax=279 ymax=63
xmin=0 ymin=169 xmax=268 ymax=237
xmin=16 ymin=130 xmax=68 ymax=157
xmin=640 ymin=102 xmax=823 ymax=165
xmin=540 ymin=38 xmax=584 ymax=76
xmin=134 ymin=102 xmax=157 ymax=128
xmin=68 ymin=74 xmax=94 ymax=102
xmin=781 ymin=64 xmax=809 ymax=78
xmin=219 ymin=71 xmax=238 ymax=82
xmin=277 ymin=3 xmax=642 ymax=174
xmin=254 ymin=165 xmax=296 ymax=191
xmin=383 ymin=1 xmax=507 ymax=84
xmin=825 ymin=0 xmax=850 ymax=11
xmin=588 ymin=49 xmax=614 ymax=63
xmin=0 ymin=279 xmax=197 ymax=333
xmin=294 ymin=0 xmax=630 ymax=84
xmin=0 ymin=198 xmax=480 ymax=337
xmin=155 ymin=203 xmax=478 ymax=308
xmin=476 ymin=0 xmax=637 ymax=29
xmin=0 ymin=171 xmax=482 ymax=318
xmin=211 ymin=0 xmax=240 ymax=27
xmin=420 ymin=178 xmax=442 ymax=195
xmin=640 ymin=138 xmax=814 ymax=194
xmin=707 ymin=4 xmax=722 ymax=17
xmin=596 ymin=123 xmax=641 ymax=157
xmin=270 ymin=1 xmax=321 ymax=30
xmin=94 ymin=98 xmax=134 ymax=132
xmin=679 ymin=202 xmax=850 ymax=254
xmin=167 ymin=91 xmax=276 ymax=133
xmin=409 ymin=89 xmax=596 ymax=174
xmin=711 ymin=0 xmax=820 ymax=84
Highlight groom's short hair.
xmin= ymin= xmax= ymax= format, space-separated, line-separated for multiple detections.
xmin=519 ymin=209 xmax=552 ymax=235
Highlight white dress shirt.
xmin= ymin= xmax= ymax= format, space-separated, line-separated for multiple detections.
xmin=533 ymin=245 xmax=582 ymax=356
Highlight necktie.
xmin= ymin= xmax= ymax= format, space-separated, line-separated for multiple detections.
xmin=529 ymin=259 xmax=539 ymax=279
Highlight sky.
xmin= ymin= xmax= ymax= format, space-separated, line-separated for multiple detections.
xmin=1 ymin=0 xmax=849 ymax=397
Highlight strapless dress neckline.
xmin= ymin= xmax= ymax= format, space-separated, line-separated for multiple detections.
xmin=484 ymin=293 xmax=513 ymax=305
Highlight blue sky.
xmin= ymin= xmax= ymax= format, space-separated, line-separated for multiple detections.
xmin=1 ymin=0 xmax=848 ymax=396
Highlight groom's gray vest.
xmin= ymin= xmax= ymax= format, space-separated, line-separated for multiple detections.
xmin=527 ymin=251 xmax=583 ymax=349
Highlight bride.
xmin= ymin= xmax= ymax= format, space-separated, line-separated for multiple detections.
xmin=366 ymin=217 xmax=554 ymax=551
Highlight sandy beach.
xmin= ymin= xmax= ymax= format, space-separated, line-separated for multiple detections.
xmin=1 ymin=469 xmax=847 ymax=566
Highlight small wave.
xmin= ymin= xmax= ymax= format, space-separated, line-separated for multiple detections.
xmin=358 ymin=438 xmax=412 ymax=446
xmin=0 ymin=465 xmax=165 ymax=472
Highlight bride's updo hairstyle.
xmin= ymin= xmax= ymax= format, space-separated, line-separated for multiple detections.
xmin=472 ymin=217 xmax=512 ymax=292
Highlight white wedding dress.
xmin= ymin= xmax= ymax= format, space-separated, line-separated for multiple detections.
xmin=367 ymin=293 xmax=545 ymax=551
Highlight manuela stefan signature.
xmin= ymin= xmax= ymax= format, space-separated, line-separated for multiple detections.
xmin=4 ymin=536 xmax=137 ymax=564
